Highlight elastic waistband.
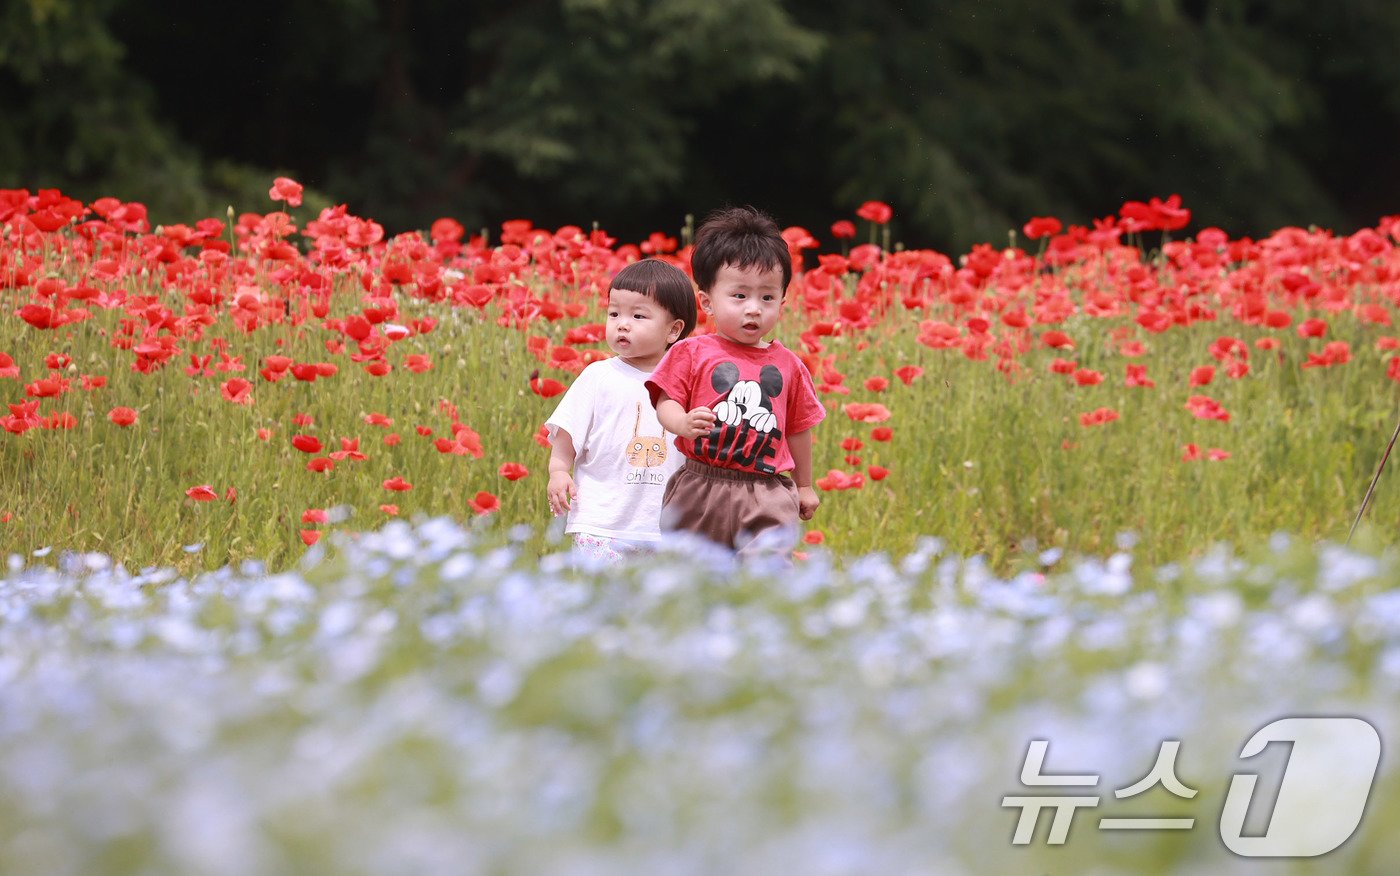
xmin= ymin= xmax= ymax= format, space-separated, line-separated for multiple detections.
xmin=683 ymin=457 xmax=785 ymax=483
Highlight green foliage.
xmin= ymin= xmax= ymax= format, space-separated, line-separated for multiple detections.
xmin=0 ymin=0 xmax=285 ymax=219
xmin=454 ymin=0 xmax=822 ymax=214
xmin=5 ymin=1 xmax=1400 ymax=246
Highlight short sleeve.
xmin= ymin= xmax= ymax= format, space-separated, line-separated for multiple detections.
xmin=645 ymin=339 xmax=694 ymax=410
xmin=544 ymin=365 xmax=595 ymax=453
xmin=785 ymin=351 xmax=826 ymax=435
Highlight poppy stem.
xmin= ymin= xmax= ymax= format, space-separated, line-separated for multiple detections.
xmin=1346 ymin=410 xmax=1400 ymax=545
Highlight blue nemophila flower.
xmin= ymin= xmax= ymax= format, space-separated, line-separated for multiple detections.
xmin=3 ymin=521 xmax=1400 ymax=874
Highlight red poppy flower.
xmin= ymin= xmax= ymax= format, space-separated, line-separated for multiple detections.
xmin=1023 ymin=216 xmax=1063 ymax=240
xmin=24 ymin=376 xmax=66 ymax=397
xmin=291 ymin=434 xmax=323 ymax=454
xmin=186 ymin=484 xmax=218 ymax=502
xmin=871 ymin=427 xmax=893 ymax=442
xmin=1225 ymin=360 xmax=1250 ymax=379
xmin=292 ymin=413 xmax=314 ymax=427
xmin=468 ymin=490 xmax=500 ymax=514
xmin=863 ymin=376 xmax=889 ymax=393
xmin=0 ymin=352 xmax=19 ymax=380
xmin=1041 ymin=330 xmax=1075 ymax=349
xmin=269 ymin=176 xmax=304 ymax=208
xmin=405 ymin=354 xmax=433 ymax=373
xmin=894 ymin=365 xmax=923 ymax=385
xmin=830 ymin=220 xmax=856 ymax=240
xmin=803 ymin=530 xmax=826 ymax=545
xmin=856 ymin=201 xmax=893 ymax=224
xmin=1119 ymin=341 xmax=1146 ymax=357
xmin=384 ymin=433 xmax=401 ymax=446
xmin=840 ymin=437 xmax=865 ymax=452
xmin=301 ymin=508 xmax=328 ymax=524
xmin=844 ymin=454 xmax=862 ymax=467
xmin=264 ymin=355 xmax=293 ymax=373
xmin=530 ymin=376 xmax=567 ymax=398
xmin=107 ymin=406 xmax=138 ymax=427
xmin=306 ymin=457 xmax=334 ymax=473
xmin=291 ymin=363 xmax=319 ymax=382
xmin=842 ymin=402 xmax=891 ymax=423
xmin=380 ymin=504 xmax=399 ymax=515
xmin=1207 ymin=448 xmax=1231 ymax=461
xmin=1124 ymin=364 xmax=1155 ymax=388
xmin=383 ymin=476 xmax=413 ymax=492
xmin=217 ymin=378 xmax=252 ymax=405
xmin=815 ymin=469 xmax=865 ymax=491
xmin=868 ymin=465 xmax=890 ymax=481
xmin=257 ymin=427 xmax=273 ymax=441
xmin=364 ymin=360 xmax=391 ymax=377
xmin=1301 ymin=341 xmax=1351 ymax=369
xmin=535 ymin=424 xmax=552 ymax=448
xmin=1297 ymin=318 xmax=1328 ymax=339
xmin=364 ymin=412 xmax=394 ymax=427
xmin=329 ymin=437 xmax=367 ymax=462
xmin=1049 ymin=358 xmax=1077 ymax=375
xmin=1208 ymin=336 xmax=1248 ymax=362
xmin=1079 ymin=407 xmax=1120 ymax=427
xmin=499 ymin=462 xmax=529 ymax=481
xmin=1189 ymin=365 xmax=1215 ymax=387
xmin=1181 ymin=443 xmax=1202 ymax=462
xmin=1185 ymin=395 xmax=1230 ymax=422
xmin=1072 ymin=368 xmax=1103 ymax=386
xmin=299 ymin=529 xmax=321 ymax=546
xmin=41 ymin=411 xmax=78 ymax=430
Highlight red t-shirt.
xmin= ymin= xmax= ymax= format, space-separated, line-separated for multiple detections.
xmin=646 ymin=334 xmax=826 ymax=476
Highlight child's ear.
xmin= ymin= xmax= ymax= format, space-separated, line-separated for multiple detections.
xmin=667 ymin=318 xmax=684 ymax=344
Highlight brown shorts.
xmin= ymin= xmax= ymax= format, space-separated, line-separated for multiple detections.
xmin=660 ymin=458 xmax=800 ymax=555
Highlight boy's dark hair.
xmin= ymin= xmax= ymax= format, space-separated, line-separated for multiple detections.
xmin=690 ymin=205 xmax=792 ymax=294
xmin=610 ymin=258 xmax=698 ymax=344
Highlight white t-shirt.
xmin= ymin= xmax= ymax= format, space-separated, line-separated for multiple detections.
xmin=545 ymin=356 xmax=683 ymax=542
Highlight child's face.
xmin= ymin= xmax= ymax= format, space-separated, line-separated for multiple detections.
xmin=606 ymin=287 xmax=684 ymax=369
xmin=700 ymin=262 xmax=785 ymax=346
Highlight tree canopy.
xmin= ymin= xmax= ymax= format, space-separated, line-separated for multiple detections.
xmin=4 ymin=0 xmax=1398 ymax=250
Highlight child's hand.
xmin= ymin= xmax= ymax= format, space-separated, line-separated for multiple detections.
xmin=548 ymin=470 xmax=577 ymax=515
xmin=797 ymin=485 xmax=820 ymax=521
xmin=678 ymin=406 xmax=717 ymax=440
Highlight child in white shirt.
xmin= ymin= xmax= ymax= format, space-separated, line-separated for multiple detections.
xmin=545 ymin=258 xmax=698 ymax=563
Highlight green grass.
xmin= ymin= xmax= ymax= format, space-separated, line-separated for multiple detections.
xmin=5 ymin=268 xmax=1399 ymax=572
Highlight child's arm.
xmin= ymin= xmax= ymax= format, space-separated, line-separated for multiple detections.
xmin=547 ymin=429 xmax=578 ymax=515
xmin=654 ymin=390 xmax=717 ymax=440
xmin=788 ymin=428 xmax=820 ymax=521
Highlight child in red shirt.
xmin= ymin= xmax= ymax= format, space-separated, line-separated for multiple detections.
xmin=647 ymin=206 xmax=825 ymax=556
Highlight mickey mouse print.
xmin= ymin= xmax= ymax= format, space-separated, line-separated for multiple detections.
xmin=646 ymin=334 xmax=826 ymax=477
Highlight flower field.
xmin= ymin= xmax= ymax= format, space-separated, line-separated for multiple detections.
xmin=3 ymin=521 xmax=1400 ymax=874
xmin=5 ymin=184 xmax=1400 ymax=873
xmin=4 ymin=185 xmax=1400 ymax=569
